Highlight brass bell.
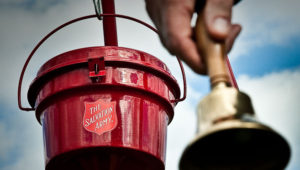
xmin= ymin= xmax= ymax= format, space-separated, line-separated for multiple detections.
xmin=179 ymin=82 xmax=291 ymax=170
xmin=179 ymin=12 xmax=291 ymax=170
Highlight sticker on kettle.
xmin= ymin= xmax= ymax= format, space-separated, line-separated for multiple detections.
xmin=83 ymin=99 xmax=117 ymax=136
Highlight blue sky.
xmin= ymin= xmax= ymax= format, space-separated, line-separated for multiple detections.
xmin=232 ymin=40 xmax=300 ymax=77
xmin=0 ymin=0 xmax=300 ymax=170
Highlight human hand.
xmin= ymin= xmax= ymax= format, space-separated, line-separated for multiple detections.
xmin=145 ymin=0 xmax=241 ymax=74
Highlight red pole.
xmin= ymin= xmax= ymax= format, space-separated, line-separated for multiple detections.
xmin=101 ymin=0 xmax=118 ymax=46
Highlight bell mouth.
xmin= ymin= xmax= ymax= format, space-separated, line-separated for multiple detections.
xmin=179 ymin=120 xmax=291 ymax=170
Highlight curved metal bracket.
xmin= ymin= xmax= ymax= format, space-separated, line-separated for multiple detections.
xmin=93 ymin=0 xmax=103 ymax=20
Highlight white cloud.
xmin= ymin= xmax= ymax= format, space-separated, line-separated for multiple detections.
xmin=230 ymin=0 xmax=300 ymax=60
xmin=238 ymin=68 xmax=300 ymax=170
xmin=0 ymin=106 xmax=44 ymax=170
xmin=166 ymin=98 xmax=198 ymax=170
xmin=0 ymin=123 xmax=15 ymax=161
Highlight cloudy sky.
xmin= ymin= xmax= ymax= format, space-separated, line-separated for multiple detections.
xmin=0 ymin=0 xmax=299 ymax=170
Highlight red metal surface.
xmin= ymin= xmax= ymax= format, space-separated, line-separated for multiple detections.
xmin=226 ymin=57 xmax=239 ymax=89
xmin=101 ymin=0 xmax=118 ymax=46
xmin=18 ymin=15 xmax=96 ymax=111
xmin=18 ymin=14 xmax=187 ymax=111
xmin=88 ymin=53 xmax=106 ymax=78
xmin=18 ymin=12 xmax=238 ymax=170
xmin=28 ymin=46 xmax=180 ymax=170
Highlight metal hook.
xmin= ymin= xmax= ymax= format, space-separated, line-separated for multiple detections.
xmin=93 ymin=0 xmax=103 ymax=20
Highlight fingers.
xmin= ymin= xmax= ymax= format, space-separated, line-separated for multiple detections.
xmin=204 ymin=0 xmax=234 ymax=40
xmin=156 ymin=1 xmax=206 ymax=74
xmin=226 ymin=24 xmax=242 ymax=53
xmin=145 ymin=0 xmax=241 ymax=74
xmin=168 ymin=33 xmax=207 ymax=74
xmin=204 ymin=0 xmax=241 ymax=53
xmin=145 ymin=0 xmax=162 ymax=28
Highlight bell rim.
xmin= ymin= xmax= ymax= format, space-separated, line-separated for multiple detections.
xmin=179 ymin=120 xmax=291 ymax=170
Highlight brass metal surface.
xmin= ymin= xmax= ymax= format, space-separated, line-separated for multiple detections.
xmin=195 ymin=13 xmax=230 ymax=87
xmin=179 ymin=84 xmax=291 ymax=170
xmin=179 ymin=12 xmax=291 ymax=170
xmin=196 ymin=82 xmax=254 ymax=132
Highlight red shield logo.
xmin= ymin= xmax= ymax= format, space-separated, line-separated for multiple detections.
xmin=83 ymin=99 xmax=117 ymax=136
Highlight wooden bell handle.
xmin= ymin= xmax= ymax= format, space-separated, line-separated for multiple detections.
xmin=195 ymin=13 xmax=230 ymax=87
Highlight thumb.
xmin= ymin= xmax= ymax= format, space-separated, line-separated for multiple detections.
xmin=204 ymin=0 xmax=234 ymax=40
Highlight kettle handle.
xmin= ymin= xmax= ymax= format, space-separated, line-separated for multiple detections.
xmin=18 ymin=14 xmax=187 ymax=111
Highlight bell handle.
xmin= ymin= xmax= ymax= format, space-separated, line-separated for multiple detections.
xmin=195 ymin=13 xmax=230 ymax=87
